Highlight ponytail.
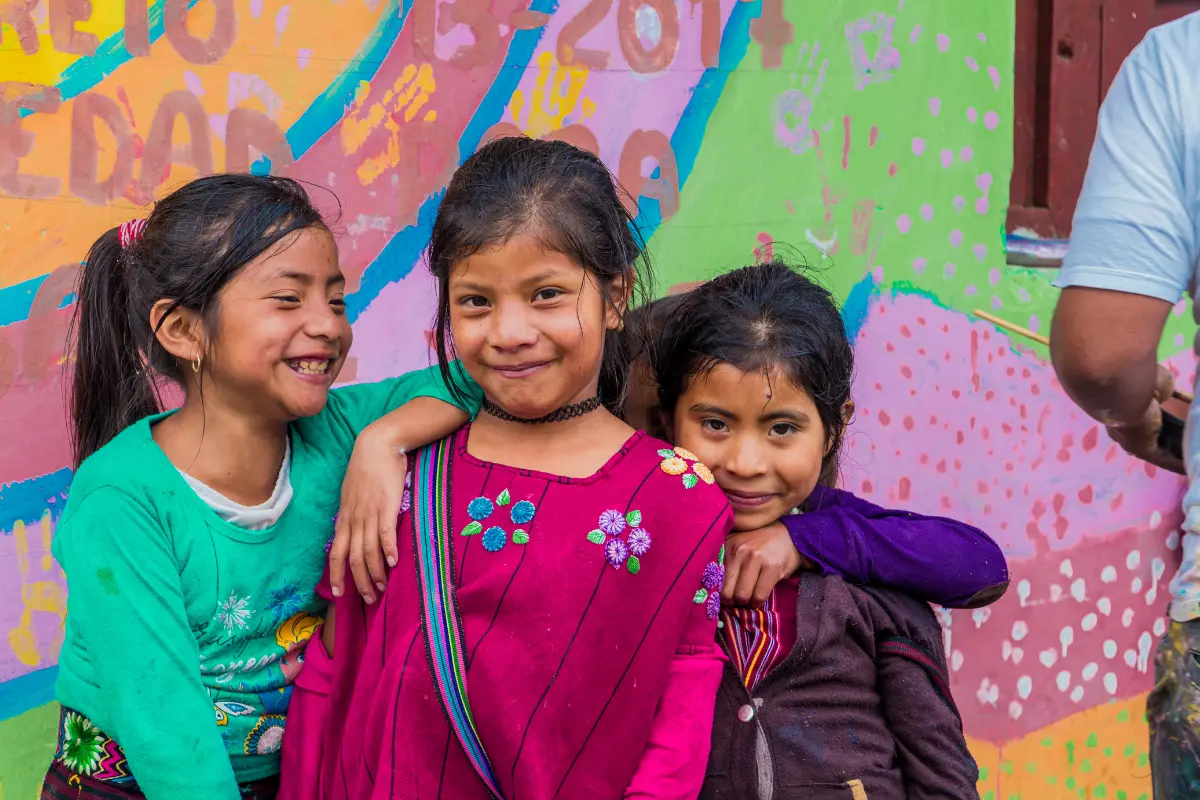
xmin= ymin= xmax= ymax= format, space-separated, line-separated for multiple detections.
xmin=65 ymin=174 xmax=329 ymax=468
xmin=68 ymin=228 xmax=160 ymax=468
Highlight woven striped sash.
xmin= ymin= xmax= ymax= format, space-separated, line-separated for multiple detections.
xmin=412 ymin=437 xmax=503 ymax=798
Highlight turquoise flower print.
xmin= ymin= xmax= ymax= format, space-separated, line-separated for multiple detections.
xmin=265 ymin=579 xmax=305 ymax=623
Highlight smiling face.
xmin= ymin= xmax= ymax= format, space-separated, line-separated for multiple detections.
xmin=200 ymin=226 xmax=352 ymax=421
xmin=448 ymin=233 xmax=622 ymax=418
xmin=672 ymin=363 xmax=831 ymax=531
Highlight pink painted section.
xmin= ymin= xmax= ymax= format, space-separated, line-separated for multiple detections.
xmin=849 ymin=293 xmax=1181 ymax=741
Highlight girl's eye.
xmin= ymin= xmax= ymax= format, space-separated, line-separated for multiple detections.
xmin=769 ymin=422 xmax=799 ymax=437
xmin=533 ymin=288 xmax=564 ymax=302
xmin=460 ymin=296 xmax=489 ymax=309
xmin=330 ymin=297 xmax=347 ymax=314
xmin=700 ymin=418 xmax=729 ymax=433
xmin=275 ymin=295 xmax=301 ymax=304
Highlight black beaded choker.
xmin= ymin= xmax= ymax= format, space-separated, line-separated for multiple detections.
xmin=482 ymin=395 xmax=601 ymax=424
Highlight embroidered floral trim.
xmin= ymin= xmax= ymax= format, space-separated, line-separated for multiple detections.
xmin=462 ymin=488 xmax=535 ymax=550
xmin=587 ymin=509 xmax=650 ymax=574
xmin=511 ymin=500 xmax=536 ymax=525
xmin=693 ymin=545 xmax=725 ymax=624
xmin=658 ymin=448 xmax=715 ymax=490
xmin=244 ymin=715 xmax=286 ymax=755
xmin=482 ymin=526 xmax=507 ymax=552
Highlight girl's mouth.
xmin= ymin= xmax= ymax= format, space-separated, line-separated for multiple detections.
xmin=285 ymin=358 xmax=335 ymax=380
xmin=723 ymin=490 xmax=778 ymax=509
xmin=493 ymin=360 xmax=551 ymax=379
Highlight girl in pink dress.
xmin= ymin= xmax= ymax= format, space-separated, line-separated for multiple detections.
xmin=284 ymin=137 xmax=732 ymax=799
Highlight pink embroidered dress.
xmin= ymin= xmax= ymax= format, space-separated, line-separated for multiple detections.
xmin=308 ymin=427 xmax=731 ymax=799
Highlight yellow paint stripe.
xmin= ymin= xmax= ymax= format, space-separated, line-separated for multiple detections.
xmin=0 ymin=0 xmax=383 ymax=290
xmin=0 ymin=0 xmax=126 ymax=85
xmin=967 ymin=692 xmax=1151 ymax=800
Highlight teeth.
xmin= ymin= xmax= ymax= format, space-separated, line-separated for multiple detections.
xmin=293 ymin=359 xmax=329 ymax=375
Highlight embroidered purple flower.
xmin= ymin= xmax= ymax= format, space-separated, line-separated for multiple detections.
xmin=510 ymin=500 xmax=536 ymax=525
xmin=482 ymin=526 xmax=507 ymax=552
xmin=627 ymin=528 xmax=652 ymax=556
xmin=705 ymin=591 xmax=721 ymax=620
xmin=467 ymin=497 xmax=495 ymax=521
xmin=598 ymin=509 xmax=626 ymax=537
xmin=401 ymin=489 xmax=412 ymax=514
xmin=701 ymin=561 xmax=725 ymax=592
xmin=604 ymin=538 xmax=629 ymax=567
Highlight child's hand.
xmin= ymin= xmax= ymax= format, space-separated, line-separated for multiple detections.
xmin=722 ymin=522 xmax=812 ymax=607
xmin=328 ymin=420 xmax=409 ymax=604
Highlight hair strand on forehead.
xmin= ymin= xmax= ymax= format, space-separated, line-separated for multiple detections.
xmin=426 ymin=136 xmax=654 ymax=414
xmin=650 ymin=257 xmax=855 ymax=489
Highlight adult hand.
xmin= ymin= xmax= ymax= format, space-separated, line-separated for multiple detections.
xmin=1107 ymin=365 xmax=1186 ymax=475
xmin=721 ymin=521 xmax=813 ymax=607
xmin=327 ymin=421 xmax=408 ymax=603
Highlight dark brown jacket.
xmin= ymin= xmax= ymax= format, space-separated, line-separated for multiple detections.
xmin=702 ymin=573 xmax=980 ymax=800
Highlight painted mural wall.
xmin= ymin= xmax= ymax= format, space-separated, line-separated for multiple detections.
xmin=0 ymin=1 xmax=1184 ymax=798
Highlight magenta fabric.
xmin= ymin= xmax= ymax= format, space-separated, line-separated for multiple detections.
xmin=315 ymin=428 xmax=732 ymax=799
xmin=623 ymin=642 xmax=726 ymax=799
xmin=277 ymin=625 xmax=332 ymax=800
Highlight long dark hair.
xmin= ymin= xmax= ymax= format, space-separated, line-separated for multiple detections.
xmin=651 ymin=259 xmax=855 ymax=487
xmin=68 ymin=174 xmax=330 ymax=467
xmin=426 ymin=136 xmax=652 ymax=413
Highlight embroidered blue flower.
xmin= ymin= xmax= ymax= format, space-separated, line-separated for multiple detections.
xmin=628 ymin=528 xmax=652 ymax=556
xmin=605 ymin=538 xmax=629 ymax=567
xmin=598 ymin=509 xmax=626 ymax=536
xmin=468 ymin=497 xmax=495 ymax=521
xmin=510 ymin=500 xmax=536 ymax=525
xmin=482 ymin=526 xmax=507 ymax=552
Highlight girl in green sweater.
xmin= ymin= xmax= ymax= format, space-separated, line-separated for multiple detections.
xmin=42 ymin=175 xmax=480 ymax=800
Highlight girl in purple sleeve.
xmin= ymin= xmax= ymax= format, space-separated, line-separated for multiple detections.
xmin=643 ymin=260 xmax=1003 ymax=799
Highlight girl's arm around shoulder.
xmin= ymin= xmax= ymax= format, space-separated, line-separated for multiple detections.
xmin=784 ymin=486 xmax=1009 ymax=609
xmin=54 ymin=488 xmax=242 ymax=800
xmin=321 ymin=360 xmax=484 ymax=444
xmin=327 ymin=362 xmax=483 ymax=600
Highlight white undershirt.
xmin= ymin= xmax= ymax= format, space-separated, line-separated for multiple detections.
xmin=178 ymin=441 xmax=294 ymax=531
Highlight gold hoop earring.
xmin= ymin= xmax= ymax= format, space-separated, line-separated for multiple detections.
xmin=192 ymin=355 xmax=202 ymax=374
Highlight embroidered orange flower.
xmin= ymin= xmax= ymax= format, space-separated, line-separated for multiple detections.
xmin=692 ymin=463 xmax=715 ymax=484
xmin=673 ymin=446 xmax=698 ymax=462
xmin=660 ymin=457 xmax=688 ymax=475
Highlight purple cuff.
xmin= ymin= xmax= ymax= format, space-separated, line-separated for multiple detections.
xmin=781 ymin=486 xmax=1009 ymax=608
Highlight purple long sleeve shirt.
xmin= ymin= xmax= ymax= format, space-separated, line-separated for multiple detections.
xmin=782 ymin=485 xmax=1009 ymax=609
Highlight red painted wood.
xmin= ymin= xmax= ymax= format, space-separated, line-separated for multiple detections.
xmin=1007 ymin=1 xmax=1200 ymax=240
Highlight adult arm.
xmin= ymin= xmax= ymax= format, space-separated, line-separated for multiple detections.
xmin=1050 ymin=34 xmax=1193 ymax=474
xmin=783 ymin=487 xmax=1009 ymax=609
xmin=57 ymin=489 xmax=242 ymax=800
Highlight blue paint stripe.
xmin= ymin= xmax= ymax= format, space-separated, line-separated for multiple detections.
xmin=0 ymin=667 xmax=57 ymax=724
xmin=0 ymin=0 xmax=402 ymax=318
xmin=346 ymin=0 xmax=560 ymax=321
xmin=287 ymin=0 xmax=409 ymax=160
xmin=0 ymin=468 xmax=73 ymax=534
xmin=631 ymin=0 xmax=757 ymax=242
xmin=27 ymin=1 xmax=198 ymax=118
xmin=841 ymin=273 xmax=876 ymax=342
